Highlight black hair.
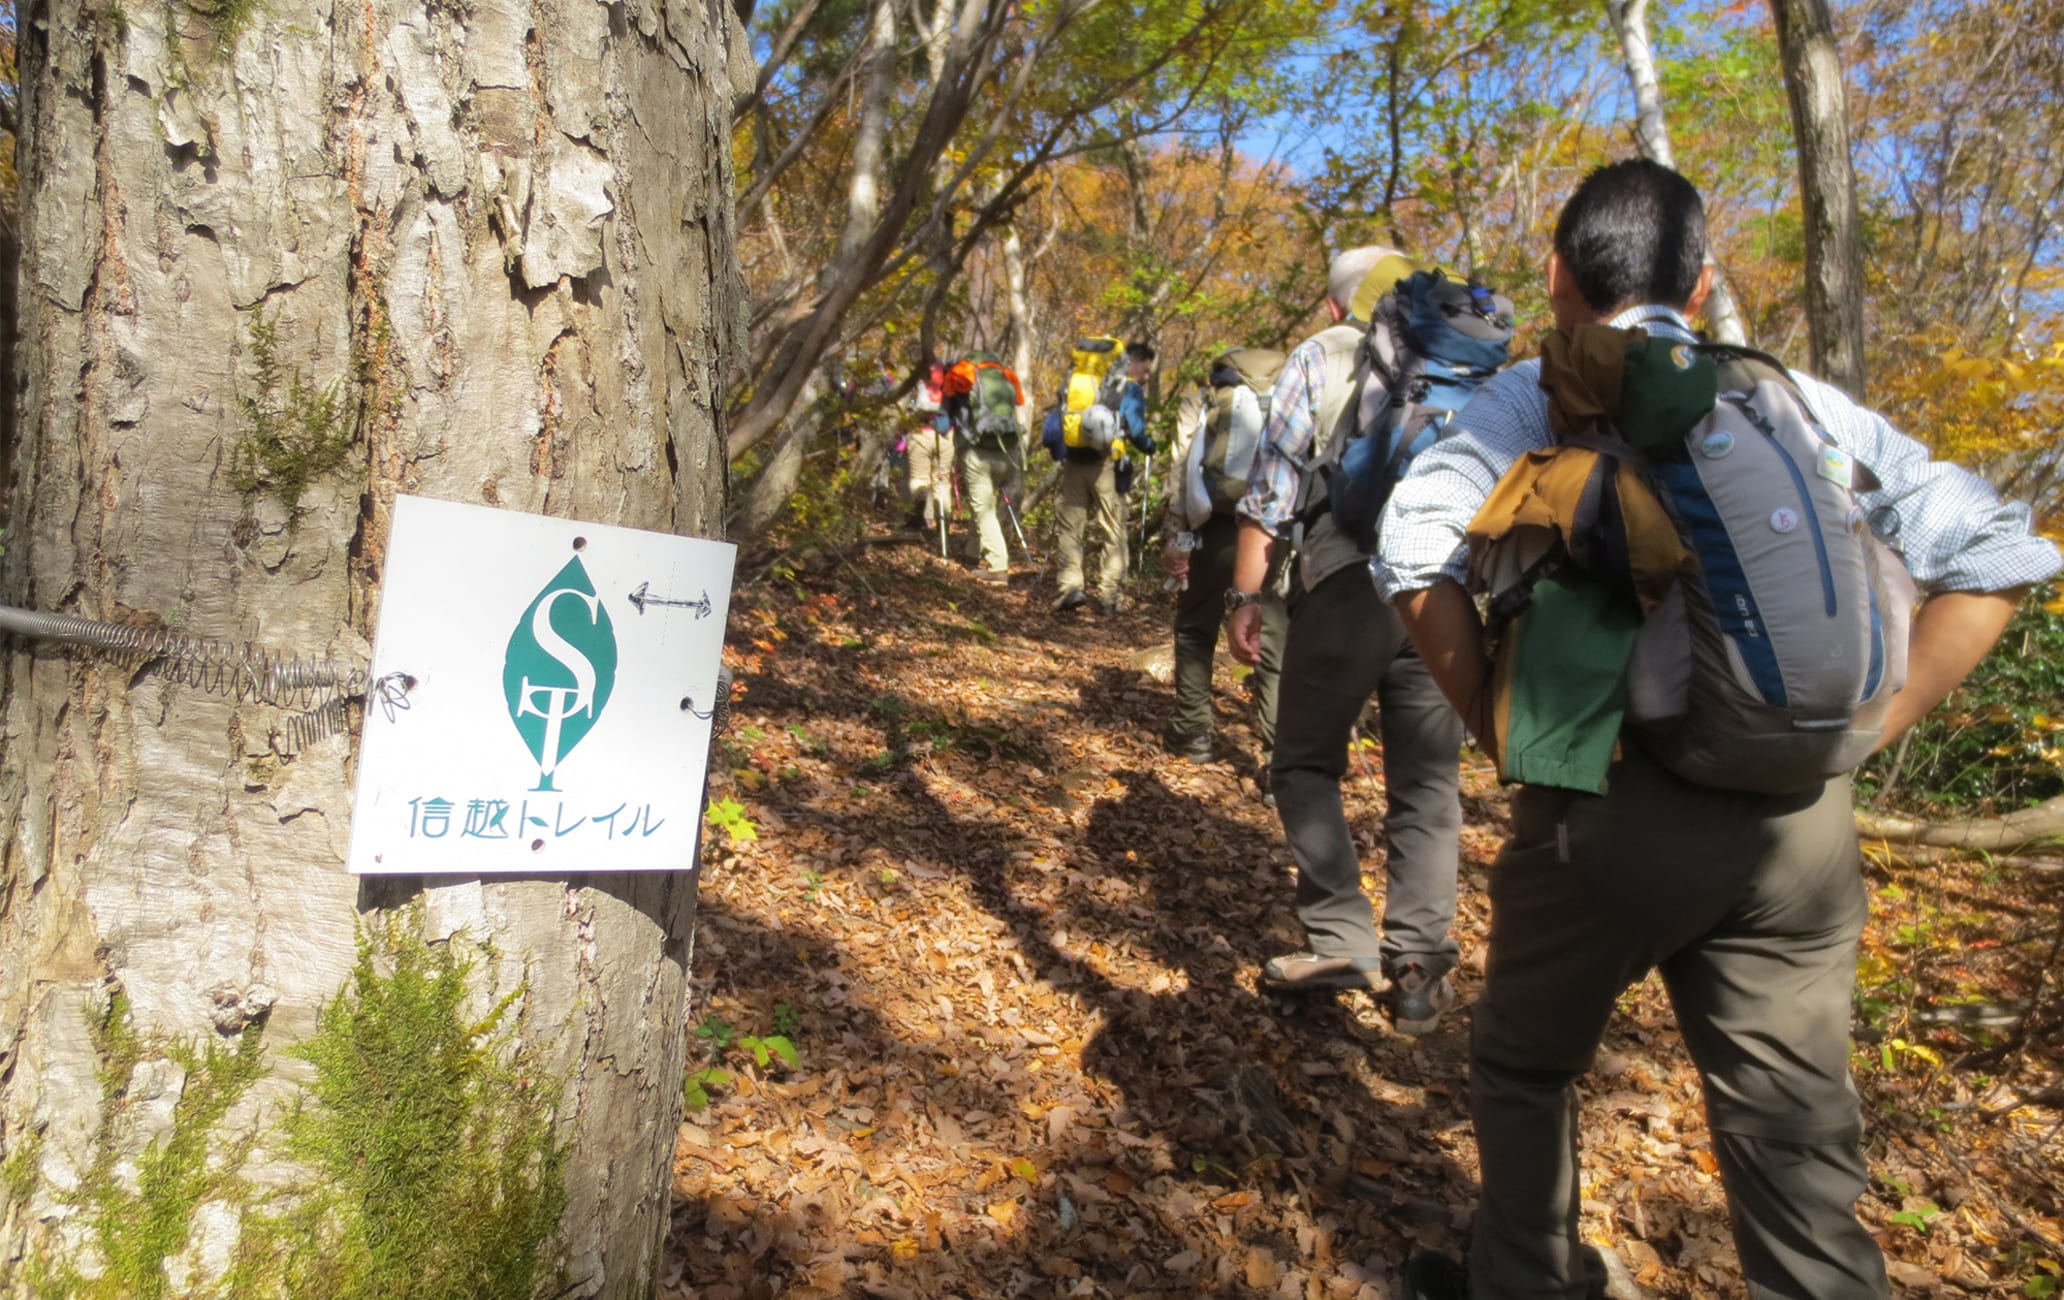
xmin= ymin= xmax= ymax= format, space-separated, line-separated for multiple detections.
xmin=1125 ymin=340 xmax=1157 ymax=363
xmin=1552 ymin=159 xmax=1708 ymax=314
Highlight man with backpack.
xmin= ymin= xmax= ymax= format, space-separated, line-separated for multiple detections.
xmin=943 ymin=350 xmax=1026 ymax=586
xmin=1162 ymin=349 xmax=1289 ymax=763
xmin=1053 ymin=339 xmax=1157 ymax=614
xmin=1385 ymin=160 xmax=2060 ymax=1300
xmin=904 ymin=360 xmax=952 ymax=533
xmin=1224 ymin=247 xmax=1509 ymax=1035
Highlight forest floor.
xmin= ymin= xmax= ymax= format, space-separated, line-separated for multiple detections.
xmin=660 ymin=532 xmax=2064 ymax=1299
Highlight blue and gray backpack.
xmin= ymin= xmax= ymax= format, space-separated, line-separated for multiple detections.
xmin=1299 ymin=267 xmax=1514 ymax=553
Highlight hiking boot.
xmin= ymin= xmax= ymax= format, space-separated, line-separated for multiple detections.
xmin=1260 ymin=953 xmax=1384 ymax=993
xmin=1387 ymin=961 xmax=1457 ymax=1035
xmin=1094 ymin=594 xmax=1124 ymax=616
xmin=974 ymin=568 xmax=1010 ymax=586
xmin=1402 ymin=1251 xmax=1470 ymax=1300
xmin=1053 ymin=587 xmax=1088 ymax=612
xmin=1163 ymin=729 xmax=1213 ymax=764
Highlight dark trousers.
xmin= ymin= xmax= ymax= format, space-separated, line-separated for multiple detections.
xmin=1171 ymin=513 xmax=1285 ymax=751
xmin=1469 ymin=746 xmax=1889 ymax=1300
xmin=1269 ymin=566 xmax=1464 ymax=971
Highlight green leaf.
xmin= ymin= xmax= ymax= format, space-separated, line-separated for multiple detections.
xmin=762 ymin=1034 xmax=799 ymax=1067
xmin=706 ymin=797 xmax=760 ymax=843
xmin=503 ymin=556 xmax=618 ymax=792
xmin=683 ymin=1066 xmax=732 ymax=1110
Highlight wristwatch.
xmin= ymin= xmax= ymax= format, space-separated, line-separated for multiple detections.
xmin=1223 ymin=588 xmax=1264 ymax=612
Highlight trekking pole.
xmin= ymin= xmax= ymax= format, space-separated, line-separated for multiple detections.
xmin=1003 ymin=494 xmax=1032 ymax=559
xmin=1136 ymin=454 xmax=1154 ymax=573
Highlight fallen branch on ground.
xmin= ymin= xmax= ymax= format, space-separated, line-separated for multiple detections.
xmin=1858 ymin=840 xmax=2064 ymax=878
xmin=1854 ymin=795 xmax=2064 ymax=852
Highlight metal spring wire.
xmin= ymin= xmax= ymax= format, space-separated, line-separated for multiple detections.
xmin=0 ymin=605 xmax=368 ymax=712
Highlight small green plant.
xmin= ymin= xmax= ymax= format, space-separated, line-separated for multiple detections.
xmin=683 ymin=1012 xmax=799 ymax=1110
xmin=38 ymin=1003 xmax=270 ymax=1300
xmin=704 ymin=797 xmax=759 ymax=843
xmin=265 ymin=923 xmax=567 ymax=1298
xmin=802 ymin=870 xmax=827 ymax=900
xmin=738 ymin=1034 xmax=798 ymax=1070
xmin=1888 ymin=1199 xmax=1943 ymax=1234
xmin=682 ymin=1066 xmax=733 ymax=1111
xmin=1858 ymin=586 xmax=2064 ymax=814
xmin=228 ymin=311 xmax=355 ymax=514
xmin=877 ymin=867 xmax=900 ymax=888
xmin=857 ymin=750 xmax=899 ymax=778
xmin=692 ymin=1016 xmax=738 ymax=1051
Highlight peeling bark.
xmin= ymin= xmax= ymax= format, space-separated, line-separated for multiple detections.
xmin=1771 ymin=0 xmax=1868 ymax=398
xmin=0 ymin=0 xmax=748 ymax=1294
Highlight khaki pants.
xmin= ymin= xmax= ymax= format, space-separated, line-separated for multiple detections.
xmin=958 ymin=443 xmax=1016 ymax=574
xmin=907 ymin=426 xmax=951 ymax=524
xmin=1272 ymin=565 xmax=1463 ymax=970
xmin=1469 ymin=746 xmax=1887 ymax=1300
xmin=1056 ymin=456 xmax=1126 ymax=599
xmin=1171 ymin=512 xmax=1286 ymax=751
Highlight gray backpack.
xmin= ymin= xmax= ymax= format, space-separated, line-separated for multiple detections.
xmin=1192 ymin=348 xmax=1284 ymax=516
xmin=1621 ymin=342 xmax=1914 ymax=793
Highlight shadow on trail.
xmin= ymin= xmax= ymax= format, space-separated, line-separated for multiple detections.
xmin=673 ymin=551 xmax=1482 ymax=1293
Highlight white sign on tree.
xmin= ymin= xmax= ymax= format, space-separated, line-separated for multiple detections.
xmin=347 ymin=495 xmax=735 ymax=874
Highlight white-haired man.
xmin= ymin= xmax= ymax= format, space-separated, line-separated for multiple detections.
xmin=1225 ymin=247 xmax=1467 ymax=1033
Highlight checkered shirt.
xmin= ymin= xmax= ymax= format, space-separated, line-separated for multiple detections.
xmin=1234 ymin=335 xmax=1328 ymax=532
xmin=1372 ymin=304 xmax=2061 ymax=600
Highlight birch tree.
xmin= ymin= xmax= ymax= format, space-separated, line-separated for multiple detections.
xmin=1603 ymin=0 xmax=1750 ymax=344
xmin=0 ymin=0 xmax=747 ymax=1294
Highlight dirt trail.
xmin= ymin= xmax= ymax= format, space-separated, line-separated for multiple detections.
xmin=663 ymin=542 xmax=2062 ymax=1299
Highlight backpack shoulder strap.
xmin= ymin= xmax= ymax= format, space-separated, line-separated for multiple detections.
xmin=1694 ymin=342 xmax=1822 ymax=425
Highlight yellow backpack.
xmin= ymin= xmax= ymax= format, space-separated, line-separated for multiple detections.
xmin=1061 ymin=336 xmax=1127 ymax=452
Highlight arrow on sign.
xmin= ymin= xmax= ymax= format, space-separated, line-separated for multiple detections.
xmin=628 ymin=582 xmax=713 ymax=619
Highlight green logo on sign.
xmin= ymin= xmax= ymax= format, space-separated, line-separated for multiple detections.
xmin=504 ymin=556 xmax=618 ymax=792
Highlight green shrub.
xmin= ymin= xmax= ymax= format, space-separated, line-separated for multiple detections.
xmin=1857 ymin=586 xmax=2064 ymax=815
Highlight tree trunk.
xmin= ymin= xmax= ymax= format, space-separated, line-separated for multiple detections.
xmin=1002 ymin=222 xmax=1037 ymax=392
xmin=1604 ymin=0 xmax=1749 ymax=346
xmin=0 ymin=0 xmax=748 ymax=1295
xmin=1771 ymin=0 xmax=1868 ymax=398
xmin=835 ymin=0 xmax=897 ymax=272
xmin=732 ymin=366 xmax=827 ymax=540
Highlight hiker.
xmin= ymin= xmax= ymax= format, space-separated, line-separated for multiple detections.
xmin=1226 ymin=246 xmax=1510 ymax=1035
xmin=1054 ymin=339 xmax=1157 ymax=614
xmin=1162 ymin=352 xmax=1288 ymax=763
xmin=943 ymin=350 xmax=1026 ymax=586
xmin=1383 ymin=159 xmax=2061 ymax=1300
xmin=904 ymin=360 xmax=951 ymax=532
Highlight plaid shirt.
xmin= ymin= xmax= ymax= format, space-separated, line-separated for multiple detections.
xmin=1373 ymin=304 xmax=2061 ymax=600
xmin=1235 ymin=335 xmax=1329 ymax=532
